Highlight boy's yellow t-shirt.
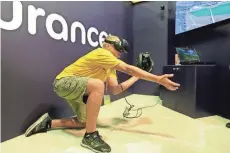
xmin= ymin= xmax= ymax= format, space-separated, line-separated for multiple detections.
xmin=55 ymin=48 xmax=123 ymax=82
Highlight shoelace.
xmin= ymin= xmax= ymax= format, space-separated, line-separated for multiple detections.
xmin=93 ymin=132 xmax=105 ymax=144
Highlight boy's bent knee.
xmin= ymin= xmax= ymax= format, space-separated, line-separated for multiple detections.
xmin=86 ymin=78 xmax=105 ymax=95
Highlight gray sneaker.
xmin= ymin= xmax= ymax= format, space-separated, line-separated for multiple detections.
xmin=25 ymin=113 xmax=51 ymax=137
xmin=81 ymin=131 xmax=111 ymax=153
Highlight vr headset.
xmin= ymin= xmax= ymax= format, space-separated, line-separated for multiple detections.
xmin=104 ymin=38 xmax=129 ymax=54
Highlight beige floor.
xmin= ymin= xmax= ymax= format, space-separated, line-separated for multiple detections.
xmin=1 ymin=94 xmax=230 ymax=153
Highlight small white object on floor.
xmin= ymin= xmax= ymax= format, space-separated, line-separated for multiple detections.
xmin=125 ymin=141 xmax=162 ymax=153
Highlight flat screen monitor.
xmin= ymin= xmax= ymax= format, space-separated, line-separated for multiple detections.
xmin=175 ymin=1 xmax=230 ymax=34
xmin=176 ymin=47 xmax=200 ymax=63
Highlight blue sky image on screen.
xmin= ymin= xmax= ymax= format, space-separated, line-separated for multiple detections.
xmin=175 ymin=1 xmax=230 ymax=34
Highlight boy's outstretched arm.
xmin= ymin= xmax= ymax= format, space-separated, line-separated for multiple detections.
xmin=114 ymin=62 xmax=180 ymax=91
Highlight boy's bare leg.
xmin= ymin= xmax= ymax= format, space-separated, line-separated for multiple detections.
xmin=80 ymin=78 xmax=111 ymax=153
xmin=50 ymin=117 xmax=115 ymax=130
xmin=51 ymin=116 xmax=86 ymax=129
xmin=85 ymin=78 xmax=104 ymax=133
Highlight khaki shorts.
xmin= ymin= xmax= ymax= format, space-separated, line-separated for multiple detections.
xmin=53 ymin=76 xmax=89 ymax=123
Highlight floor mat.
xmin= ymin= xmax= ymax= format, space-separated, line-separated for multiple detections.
xmin=2 ymin=94 xmax=230 ymax=153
